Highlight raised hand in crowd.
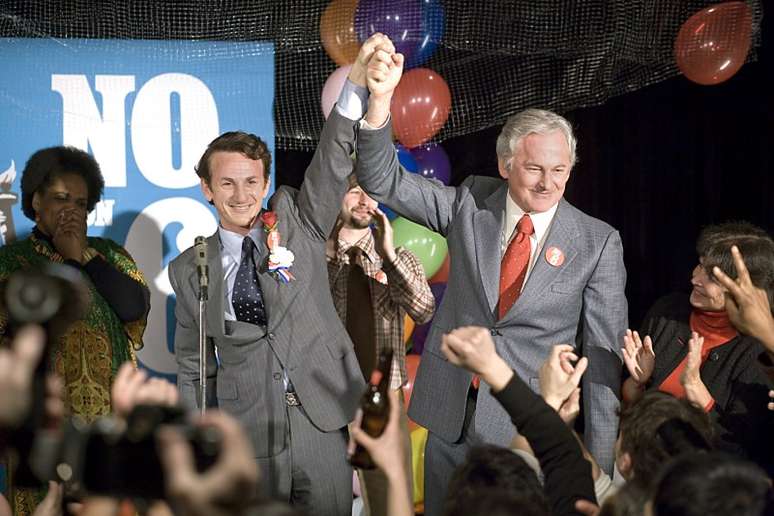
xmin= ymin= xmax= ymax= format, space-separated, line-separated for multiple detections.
xmin=621 ymin=329 xmax=655 ymax=403
xmin=30 ymin=481 xmax=63 ymax=516
xmin=539 ymin=344 xmax=588 ymax=423
xmin=712 ymin=245 xmax=774 ymax=353
xmin=111 ymin=362 xmax=179 ymax=420
xmin=0 ymin=325 xmax=63 ymax=432
xmin=349 ymin=389 xmax=413 ymax=516
xmin=680 ymin=332 xmax=714 ymax=410
xmin=0 ymin=324 xmax=44 ymax=429
xmin=440 ymin=326 xmax=514 ymax=392
xmin=156 ymin=411 xmax=259 ymax=516
xmin=539 ymin=344 xmax=605 ymax=489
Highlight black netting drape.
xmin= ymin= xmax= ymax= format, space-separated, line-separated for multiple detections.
xmin=0 ymin=0 xmax=763 ymax=151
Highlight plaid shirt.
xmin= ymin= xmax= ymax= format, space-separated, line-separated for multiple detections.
xmin=327 ymin=232 xmax=435 ymax=389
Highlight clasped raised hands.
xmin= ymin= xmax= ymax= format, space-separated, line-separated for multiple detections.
xmin=348 ymin=32 xmax=395 ymax=88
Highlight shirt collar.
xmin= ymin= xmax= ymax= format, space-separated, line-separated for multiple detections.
xmin=336 ymin=231 xmax=379 ymax=264
xmin=218 ymin=224 xmax=264 ymax=263
xmin=504 ymin=192 xmax=558 ymax=242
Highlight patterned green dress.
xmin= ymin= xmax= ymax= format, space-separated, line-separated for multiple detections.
xmin=0 ymin=230 xmax=148 ymax=514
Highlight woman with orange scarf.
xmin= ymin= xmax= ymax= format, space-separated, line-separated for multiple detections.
xmin=621 ymin=222 xmax=774 ymax=476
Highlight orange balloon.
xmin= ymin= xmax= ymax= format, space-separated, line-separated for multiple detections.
xmin=429 ymin=254 xmax=449 ymax=284
xmin=402 ymin=354 xmax=421 ymax=430
xmin=674 ymin=1 xmax=752 ymax=85
xmin=391 ymin=68 xmax=451 ymax=148
xmin=404 ymin=314 xmax=415 ymax=344
xmin=320 ymin=0 xmax=360 ymax=66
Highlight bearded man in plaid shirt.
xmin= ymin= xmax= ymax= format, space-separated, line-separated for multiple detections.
xmin=327 ymin=175 xmax=434 ymax=516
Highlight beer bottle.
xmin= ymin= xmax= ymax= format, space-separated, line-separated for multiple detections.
xmin=349 ymin=349 xmax=394 ymax=470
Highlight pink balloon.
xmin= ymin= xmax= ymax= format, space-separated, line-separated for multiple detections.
xmin=321 ymin=64 xmax=353 ymax=119
xmin=674 ymin=2 xmax=752 ymax=85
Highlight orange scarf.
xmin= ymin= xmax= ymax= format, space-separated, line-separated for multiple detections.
xmin=658 ymin=310 xmax=737 ymax=410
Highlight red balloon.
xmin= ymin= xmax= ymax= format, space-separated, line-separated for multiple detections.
xmin=674 ymin=1 xmax=752 ymax=85
xmin=429 ymin=254 xmax=449 ymax=284
xmin=391 ymin=68 xmax=451 ymax=148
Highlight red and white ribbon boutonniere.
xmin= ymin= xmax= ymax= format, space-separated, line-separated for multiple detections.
xmin=260 ymin=211 xmax=295 ymax=283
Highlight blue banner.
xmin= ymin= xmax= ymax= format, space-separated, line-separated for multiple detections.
xmin=0 ymin=38 xmax=275 ymax=379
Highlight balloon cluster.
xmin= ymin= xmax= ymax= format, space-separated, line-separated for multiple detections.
xmin=320 ymin=0 xmax=451 ymax=148
xmin=321 ymin=0 xmax=453 ymax=373
xmin=674 ymin=1 xmax=753 ymax=85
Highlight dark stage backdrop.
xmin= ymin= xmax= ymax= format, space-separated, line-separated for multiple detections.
xmin=278 ymin=12 xmax=774 ymax=328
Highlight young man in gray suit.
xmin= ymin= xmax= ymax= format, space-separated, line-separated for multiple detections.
xmin=168 ymin=36 xmax=391 ymax=516
xmin=355 ymin=43 xmax=628 ymax=515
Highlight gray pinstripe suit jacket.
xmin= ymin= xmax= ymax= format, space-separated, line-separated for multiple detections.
xmin=355 ymin=121 xmax=627 ymax=473
xmin=169 ymin=110 xmax=365 ymax=460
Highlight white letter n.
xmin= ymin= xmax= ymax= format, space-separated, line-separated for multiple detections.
xmin=51 ymin=74 xmax=135 ymax=187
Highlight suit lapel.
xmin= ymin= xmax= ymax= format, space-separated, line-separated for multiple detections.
xmin=206 ymin=232 xmax=226 ymax=337
xmin=473 ymin=185 xmax=508 ymax=314
xmin=515 ymin=198 xmax=579 ymax=312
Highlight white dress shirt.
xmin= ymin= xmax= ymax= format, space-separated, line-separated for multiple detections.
xmin=218 ymin=226 xmax=264 ymax=321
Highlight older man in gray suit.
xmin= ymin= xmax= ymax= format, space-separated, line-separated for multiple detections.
xmin=167 ymin=38 xmax=396 ymax=516
xmin=355 ymin=45 xmax=627 ymax=515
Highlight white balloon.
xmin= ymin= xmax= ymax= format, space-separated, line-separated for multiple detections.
xmin=124 ymin=197 xmax=217 ymax=375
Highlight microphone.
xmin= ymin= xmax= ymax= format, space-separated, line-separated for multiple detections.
xmin=194 ymin=236 xmax=209 ymax=300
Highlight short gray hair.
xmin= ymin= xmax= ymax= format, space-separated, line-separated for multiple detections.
xmin=495 ymin=108 xmax=577 ymax=168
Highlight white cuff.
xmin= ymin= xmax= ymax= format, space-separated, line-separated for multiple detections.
xmin=359 ymin=114 xmax=391 ymax=131
xmin=335 ymin=79 xmax=369 ymax=121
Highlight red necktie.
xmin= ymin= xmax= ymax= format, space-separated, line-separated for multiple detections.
xmin=471 ymin=215 xmax=535 ymax=391
xmin=498 ymin=214 xmax=534 ymax=320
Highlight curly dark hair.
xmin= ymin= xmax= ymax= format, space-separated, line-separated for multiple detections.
xmin=195 ymin=131 xmax=271 ymax=185
xmin=20 ymin=146 xmax=105 ymax=221
xmin=619 ymin=391 xmax=714 ymax=487
xmin=652 ymin=452 xmax=773 ymax=516
xmin=696 ymin=221 xmax=774 ymax=311
xmin=444 ymin=445 xmax=549 ymax=516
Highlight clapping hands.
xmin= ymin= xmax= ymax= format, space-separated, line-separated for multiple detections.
xmin=622 ymin=329 xmax=655 ymax=386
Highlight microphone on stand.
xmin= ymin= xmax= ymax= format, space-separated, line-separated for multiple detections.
xmin=194 ymin=235 xmax=209 ymax=415
xmin=194 ymin=236 xmax=209 ymax=301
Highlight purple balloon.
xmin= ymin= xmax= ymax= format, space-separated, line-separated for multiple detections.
xmin=355 ymin=0 xmax=423 ymax=62
xmin=430 ymin=282 xmax=447 ymax=303
xmin=411 ymin=143 xmax=451 ymax=185
xmin=410 ymin=322 xmax=429 ymax=355
xmin=410 ymin=282 xmax=447 ymax=354
xmin=405 ymin=0 xmax=446 ymax=69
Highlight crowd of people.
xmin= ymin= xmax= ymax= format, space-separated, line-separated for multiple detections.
xmin=0 ymin=33 xmax=772 ymax=516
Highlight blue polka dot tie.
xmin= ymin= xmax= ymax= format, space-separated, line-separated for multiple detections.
xmin=232 ymin=236 xmax=267 ymax=326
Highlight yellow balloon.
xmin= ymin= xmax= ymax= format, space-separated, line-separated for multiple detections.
xmin=403 ymin=314 xmax=415 ymax=344
xmin=410 ymin=426 xmax=429 ymax=505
